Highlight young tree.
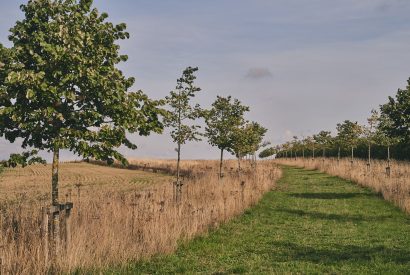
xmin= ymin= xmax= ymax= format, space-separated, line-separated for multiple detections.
xmin=336 ymin=120 xmax=363 ymax=163
xmin=375 ymin=112 xmax=402 ymax=176
xmin=313 ymin=131 xmax=333 ymax=159
xmin=204 ymin=96 xmax=249 ymax=177
xmin=164 ymin=66 xmax=201 ymax=187
xmin=380 ymin=78 xmax=410 ymax=143
xmin=363 ymin=109 xmax=379 ymax=169
xmin=0 ymin=0 xmax=163 ymax=262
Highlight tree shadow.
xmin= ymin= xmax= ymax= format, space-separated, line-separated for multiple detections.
xmin=269 ymin=240 xmax=410 ymax=265
xmin=277 ymin=208 xmax=390 ymax=223
xmin=289 ymin=192 xmax=373 ymax=200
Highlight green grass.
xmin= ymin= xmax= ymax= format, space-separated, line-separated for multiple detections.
xmin=104 ymin=166 xmax=410 ymax=274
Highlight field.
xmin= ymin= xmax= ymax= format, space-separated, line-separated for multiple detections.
xmin=0 ymin=159 xmax=281 ymax=274
xmin=106 ymin=166 xmax=410 ymax=274
xmin=0 ymin=162 xmax=171 ymax=205
xmin=275 ymin=158 xmax=410 ymax=213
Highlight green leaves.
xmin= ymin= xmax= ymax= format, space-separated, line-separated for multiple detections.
xmin=0 ymin=0 xmax=163 ymax=164
xmin=380 ymin=78 xmax=410 ymax=143
xmin=204 ymin=96 xmax=249 ymax=153
xmin=164 ymin=66 xmax=202 ymax=146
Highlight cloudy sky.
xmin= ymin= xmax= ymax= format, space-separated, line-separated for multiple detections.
xmin=1 ymin=0 xmax=410 ymax=160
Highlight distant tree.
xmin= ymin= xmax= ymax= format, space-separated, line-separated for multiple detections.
xmin=375 ymin=112 xmax=402 ymax=175
xmin=3 ymin=150 xmax=46 ymax=168
xmin=313 ymin=131 xmax=333 ymax=159
xmin=304 ymin=136 xmax=316 ymax=159
xmin=380 ymin=78 xmax=410 ymax=143
xmin=259 ymin=147 xmax=276 ymax=159
xmin=204 ymin=96 xmax=249 ymax=177
xmin=336 ymin=120 xmax=363 ymax=163
xmin=363 ymin=109 xmax=379 ymax=169
xmin=0 ymin=0 xmax=163 ymax=262
xmin=164 ymin=66 xmax=201 ymax=186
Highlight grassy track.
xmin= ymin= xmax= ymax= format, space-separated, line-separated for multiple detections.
xmin=105 ymin=166 xmax=410 ymax=274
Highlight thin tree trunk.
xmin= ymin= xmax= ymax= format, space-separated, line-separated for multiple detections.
xmin=51 ymin=145 xmax=60 ymax=270
xmin=351 ymin=146 xmax=354 ymax=163
xmin=237 ymin=155 xmax=241 ymax=171
xmin=219 ymin=149 xmax=224 ymax=178
xmin=302 ymin=148 xmax=305 ymax=158
xmin=367 ymin=143 xmax=371 ymax=171
xmin=387 ymin=145 xmax=391 ymax=177
xmin=313 ymin=147 xmax=315 ymax=159
xmin=176 ymin=142 xmax=181 ymax=183
xmin=338 ymin=146 xmax=340 ymax=162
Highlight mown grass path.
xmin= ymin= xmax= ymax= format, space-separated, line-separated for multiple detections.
xmin=107 ymin=166 xmax=410 ymax=274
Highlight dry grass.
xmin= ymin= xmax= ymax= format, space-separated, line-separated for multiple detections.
xmin=275 ymin=157 xmax=410 ymax=213
xmin=0 ymin=159 xmax=281 ymax=274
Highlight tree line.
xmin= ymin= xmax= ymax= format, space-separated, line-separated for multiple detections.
xmin=260 ymin=79 xmax=410 ymax=165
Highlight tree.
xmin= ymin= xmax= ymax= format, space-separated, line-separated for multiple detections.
xmin=380 ymin=78 xmax=410 ymax=143
xmin=304 ymin=136 xmax=316 ymax=159
xmin=0 ymin=0 xmax=163 ymax=263
xmin=204 ymin=96 xmax=249 ymax=177
xmin=313 ymin=131 xmax=333 ymax=159
xmin=259 ymin=146 xmax=276 ymax=159
xmin=375 ymin=112 xmax=402 ymax=175
xmin=363 ymin=109 xmax=379 ymax=169
xmin=336 ymin=120 xmax=363 ymax=163
xmin=164 ymin=66 xmax=201 ymax=187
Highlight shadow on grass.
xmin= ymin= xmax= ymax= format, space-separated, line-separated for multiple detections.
xmin=270 ymin=240 xmax=410 ymax=264
xmin=277 ymin=208 xmax=390 ymax=222
xmin=289 ymin=192 xmax=373 ymax=200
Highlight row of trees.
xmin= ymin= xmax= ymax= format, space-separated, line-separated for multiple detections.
xmin=0 ymin=0 xmax=268 ymax=268
xmin=260 ymin=78 xmax=410 ymax=166
xmin=165 ymin=67 xmax=267 ymax=182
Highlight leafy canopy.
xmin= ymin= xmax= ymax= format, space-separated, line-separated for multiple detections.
xmin=336 ymin=120 xmax=363 ymax=148
xmin=380 ymin=78 xmax=410 ymax=143
xmin=0 ymin=0 xmax=163 ymax=164
xmin=164 ymin=66 xmax=202 ymax=146
xmin=204 ymin=96 xmax=249 ymax=153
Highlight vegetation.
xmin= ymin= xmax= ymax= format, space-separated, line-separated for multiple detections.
xmin=164 ymin=66 xmax=201 ymax=197
xmin=0 ymin=160 xmax=281 ymax=274
xmin=204 ymin=96 xmax=249 ymax=177
xmin=106 ymin=166 xmax=410 ymax=274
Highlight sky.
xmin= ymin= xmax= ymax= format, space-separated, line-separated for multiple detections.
xmin=1 ymin=0 xmax=410 ymax=161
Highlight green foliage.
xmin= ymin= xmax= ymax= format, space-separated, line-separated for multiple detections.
xmin=380 ymin=78 xmax=410 ymax=143
xmin=0 ymin=0 xmax=163 ymax=165
xmin=164 ymin=66 xmax=202 ymax=146
xmin=3 ymin=150 xmax=46 ymax=168
xmin=336 ymin=120 xmax=363 ymax=149
xmin=231 ymin=122 xmax=267 ymax=159
xmin=204 ymin=96 xmax=249 ymax=154
xmin=258 ymin=147 xmax=276 ymax=158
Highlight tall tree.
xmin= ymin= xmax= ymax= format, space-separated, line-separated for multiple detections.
xmin=204 ymin=96 xmax=249 ymax=177
xmin=0 ymin=0 xmax=163 ymax=263
xmin=380 ymin=78 xmax=410 ymax=143
xmin=336 ymin=120 xmax=363 ymax=163
xmin=164 ymin=66 xmax=201 ymax=186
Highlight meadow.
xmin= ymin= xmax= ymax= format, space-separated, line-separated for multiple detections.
xmin=275 ymin=157 xmax=410 ymax=213
xmin=0 ymin=159 xmax=281 ymax=274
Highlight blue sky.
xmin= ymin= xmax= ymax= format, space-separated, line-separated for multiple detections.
xmin=1 ymin=0 xmax=410 ymax=160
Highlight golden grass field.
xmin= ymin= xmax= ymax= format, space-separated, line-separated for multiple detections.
xmin=0 ymin=159 xmax=281 ymax=274
xmin=0 ymin=162 xmax=171 ymax=206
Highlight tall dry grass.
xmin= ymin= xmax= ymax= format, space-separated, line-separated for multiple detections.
xmin=0 ymin=160 xmax=281 ymax=274
xmin=275 ymin=157 xmax=410 ymax=212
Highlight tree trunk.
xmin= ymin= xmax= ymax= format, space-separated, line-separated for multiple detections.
xmin=302 ymin=148 xmax=305 ymax=158
xmin=367 ymin=143 xmax=371 ymax=171
xmin=219 ymin=149 xmax=224 ymax=178
xmin=176 ymin=142 xmax=181 ymax=183
xmin=51 ymin=146 xmax=60 ymax=270
xmin=313 ymin=147 xmax=315 ymax=159
xmin=351 ymin=146 xmax=354 ymax=164
xmin=237 ymin=156 xmax=241 ymax=171
xmin=386 ymin=145 xmax=391 ymax=177
xmin=338 ymin=146 xmax=340 ymax=163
